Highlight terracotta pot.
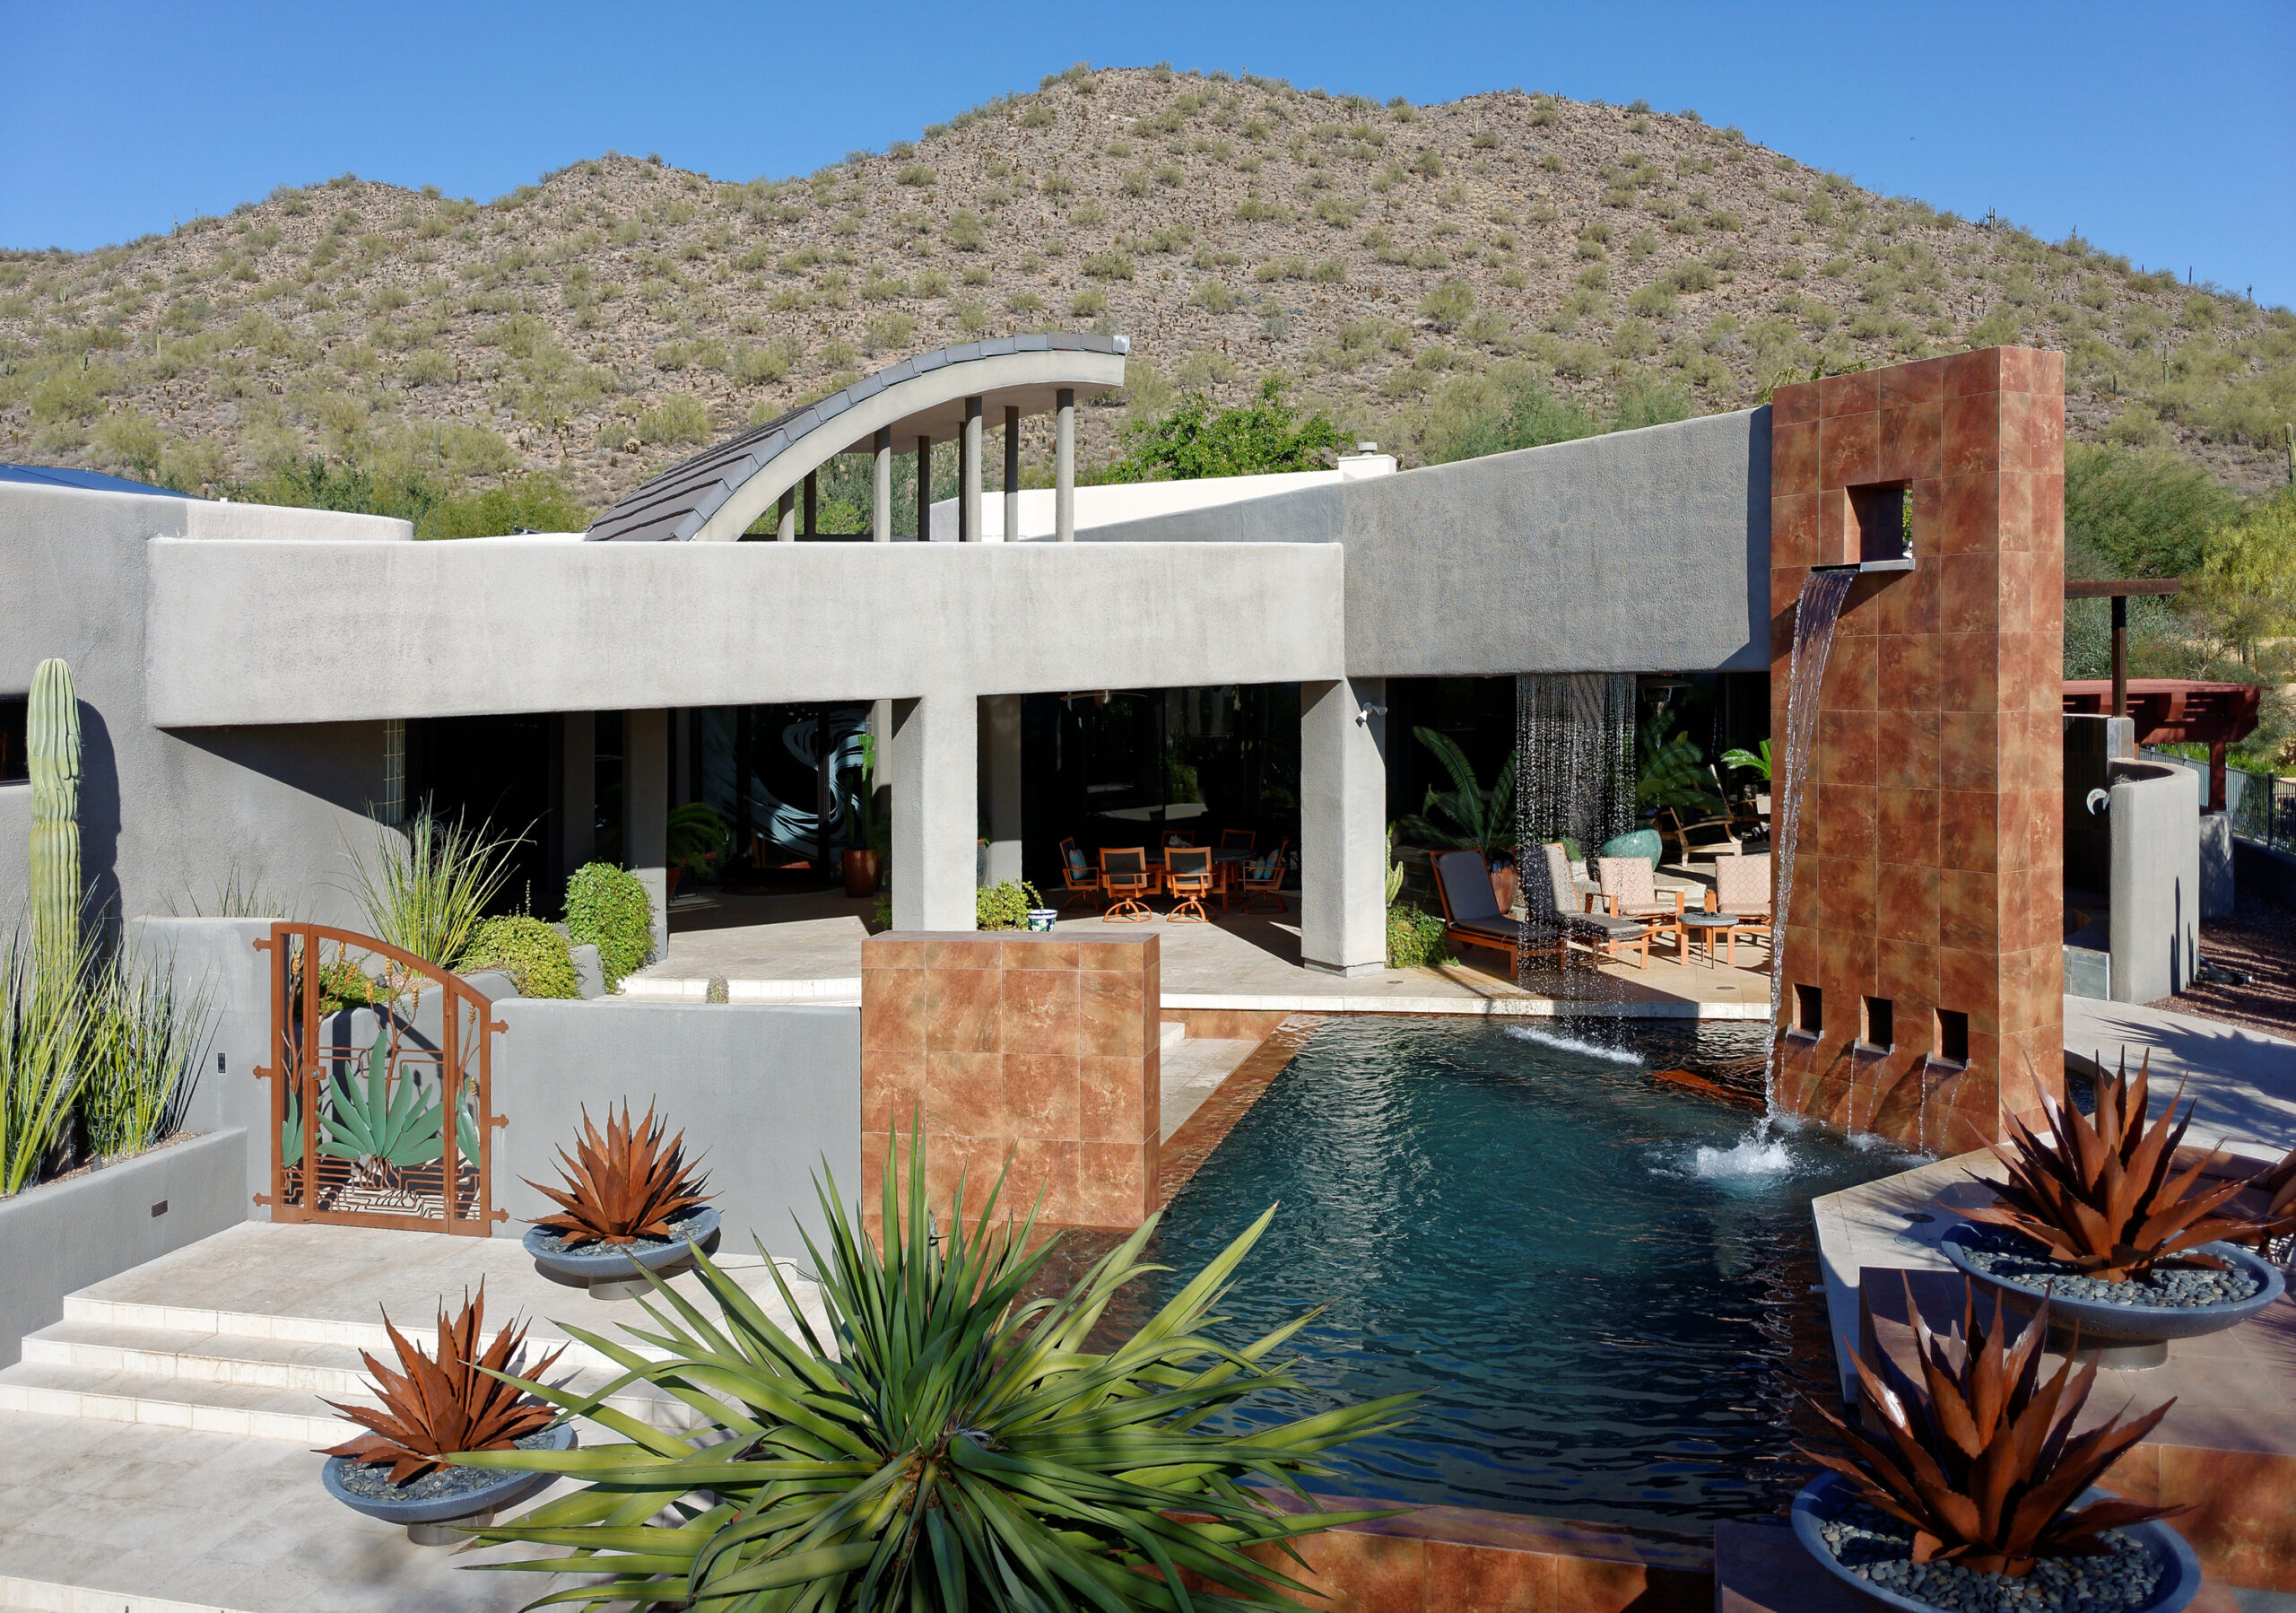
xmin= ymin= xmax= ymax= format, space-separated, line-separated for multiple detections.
xmin=842 ymin=848 xmax=881 ymax=897
xmin=1488 ymin=864 xmax=1518 ymax=916
xmin=667 ymin=866 xmax=683 ymax=901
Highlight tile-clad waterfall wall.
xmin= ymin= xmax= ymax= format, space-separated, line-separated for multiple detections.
xmin=859 ymin=932 xmax=1161 ymax=1230
xmin=1767 ymin=348 xmax=2066 ymax=1151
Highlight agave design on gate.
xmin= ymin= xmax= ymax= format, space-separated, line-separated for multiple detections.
xmin=1803 ymin=1278 xmax=2182 ymax=1577
xmin=526 ymin=1100 xmax=712 ymax=1248
xmin=457 ymin=1129 xmax=1415 ymax=1610
xmin=321 ymin=1285 xmax=564 ymax=1485
xmin=1963 ymin=1051 xmax=2282 ymax=1281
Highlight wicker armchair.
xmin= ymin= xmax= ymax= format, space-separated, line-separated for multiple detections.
xmin=1712 ymin=852 xmax=1773 ymax=965
xmin=1596 ymin=856 xmax=1687 ymax=958
xmin=1536 ymin=844 xmax=1651 ymax=968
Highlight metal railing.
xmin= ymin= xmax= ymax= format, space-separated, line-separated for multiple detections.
xmin=2140 ymin=747 xmax=2295 ymax=853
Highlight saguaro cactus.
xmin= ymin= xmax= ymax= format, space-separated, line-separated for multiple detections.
xmin=28 ymin=658 xmax=81 ymax=986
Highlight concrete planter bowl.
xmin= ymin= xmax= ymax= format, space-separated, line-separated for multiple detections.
xmin=1941 ymin=1223 xmax=2285 ymax=1369
xmin=322 ymin=1422 xmax=575 ymax=1546
xmin=523 ymin=1207 xmax=722 ymax=1301
xmin=1791 ymin=1471 xmax=2201 ymax=1613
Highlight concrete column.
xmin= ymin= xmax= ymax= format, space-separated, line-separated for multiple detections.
xmin=776 ymin=488 xmax=796 ymax=543
xmin=915 ymin=435 xmax=931 ymax=541
xmin=625 ymin=708 xmax=670 ymax=963
xmin=1002 ymin=405 xmax=1021 ymax=544
xmin=889 ymin=693 xmax=978 ymax=931
xmin=561 ymin=711 xmax=595 ymax=874
xmin=872 ymin=428 xmax=893 ymax=543
xmin=1055 ymin=388 xmax=1075 ymax=542
xmin=981 ymin=693 xmax=1023 ymax=886
xmin=1299 ymin=677 xmax=1387 ymax=976
xmin=803 ymin=471 xmax=817 ymax=538
xmin=961 ymin=396 xmax=983 ymax=544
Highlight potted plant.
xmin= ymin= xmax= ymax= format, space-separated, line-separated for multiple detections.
xmin=464 ymin=1129 xmax=1414 ymax=1609
xmin=1941 ymin=1052 xmax=2288 ymax=1367
xmin=319 ymin=1286 xmax=575 ymax=1546
xmin=838 ymin=734 xmax=890 ymax=897
xmin=521 ymin=1102 xmax=719 ymax=1300
xmin=665 ymin=802 xmax=730 ymax=900
xmin=1794 ymin=1276 xmax=2200 ymax=1612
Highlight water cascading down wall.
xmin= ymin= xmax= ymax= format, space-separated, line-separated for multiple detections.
xmin=1768 ymin=348 xmax=2066 ymax=1151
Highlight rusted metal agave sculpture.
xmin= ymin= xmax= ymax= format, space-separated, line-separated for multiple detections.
xmin=1803 ymin=1279 xmax=2181 ymax=1577
xmin=1964 ymin=1051 xmax=2269 ymax=1282
xmin=526 ymin=1101 xmax=710 ymax=1249
xmin=321 ymin=1285 xmax=564 ymax=1485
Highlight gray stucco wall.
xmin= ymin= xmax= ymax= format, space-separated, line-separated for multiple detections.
xmin=0 ymin=1128 xmax=248 ymax=1365
xmin=1077 ymin=407 xmax=1772 ymax=677
xmin=144 ymin=536 xmax=1347 ymax=725
xmin=491 ymin=999 xmax=861 ymax=1260
xmin=0 ymin=484 xmax=387 ymax=929
xmin=2108 ymin=761 xmax=2201 ymax=1004
xmin=125 ymin=917 xmax=287 ymax=1213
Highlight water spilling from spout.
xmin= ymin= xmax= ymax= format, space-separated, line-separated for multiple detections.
xmin=1762 ymin=568 xmax=1857 ymax=1113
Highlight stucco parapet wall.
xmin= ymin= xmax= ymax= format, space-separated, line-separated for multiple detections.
xmin=0 ymin=477 xmax=413 ymax=543
xmin=589 ymin=336 xmax=1127 ymax=545
xmin=144 ymin=538 xmax=1344 ymax=726
xmin=1074 ymin=407 xmax=1771 ymax=678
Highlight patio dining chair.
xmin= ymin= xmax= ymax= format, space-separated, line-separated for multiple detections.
xmin=1596 ymin=857 xmax=1687 ymax=959
xmin=1099 ymin=847 xmax=1154 ymax=923
xmin=1238 ymin=839 xmax=1291 ymax=913
xmin=1535 ymin=843 xmax=1652 ymax=968
xmin=1054 ymin=837 xmax=1100 ymax=912
xmin=1712 ymin=852 xmax=1773 ymax=966
xmin=1652 ymin=798 xmax=1742 ymax=865
xmin=1217 ymin=828 xmax=1257 ymax=852
xmin=1164 ymin=847 xmax=1215 ymax=923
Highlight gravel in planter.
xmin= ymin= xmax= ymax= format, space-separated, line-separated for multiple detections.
xmin=332 ymin=1426 xmax=565 ymax=1505
xmin=1957 ymin=1233 xmax=2264 ymax=1309
xmin=1820 ymin=1498 xmax=2164 ymax=1612
xmin=525 ymin=1220 xmax=701 ymax=1259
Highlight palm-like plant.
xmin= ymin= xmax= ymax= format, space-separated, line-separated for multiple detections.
xmin=1635 ymin=719 xmax=1724 ymax=814
xmin=1398 ymin=727 xmax=1518 ymax=850
xmin=1964 ymin=1051 xmax=2266 ymax=1281
xmin=1802 ymin=1279 xmax=2180 ymax=1577
xmin=463 ymin=1133 xmax=1413 ymax=1610
xmin=526 ymin=1102 xmax=712 ymax=1249
xmin=667 ymin=803 xmax=731 ymax=878
xmin=1719 ymin=739 xmax=1772 ymax=781
xmin=323 ymin=1285 xmax=565 ymax=1486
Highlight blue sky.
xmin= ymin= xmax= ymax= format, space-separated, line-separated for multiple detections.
xmin=5 ymin=1 xmax=2291 ymax=308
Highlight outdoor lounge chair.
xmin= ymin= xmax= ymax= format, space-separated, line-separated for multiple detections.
xmin=1164 ymin=846 xmax=1214 ymax=923
xmin=1651 ymin=798 xmax=1742 ymax=865
xmin=1432 ymin=848 xmax=1561 ymax=972
xmin=1100 ymin=847 xmax=1154 ymax=923
xmin=1238 ymin=839 xmax=1290 ymax=913
xmin=1535 ymin=843 xmax=1653 ymax=968
xmin=1596 ymin=856 xmax=1688 ymax=959
xmin=1054 ymin=837 xmax=1100 ymax=911
xmin=1712 ymin=852 xmax=1774 ymax=965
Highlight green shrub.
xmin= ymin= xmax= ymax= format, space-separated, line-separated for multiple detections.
xmin=458 ymin=914 xmax=578 ymax=998
xmin=1387 ymin=904 xmax=1451 ymax=969
xmin=565 ymin=862 xmax=653 ymax=990
xmin=977 ymin=879 xmax=1045 ymax=930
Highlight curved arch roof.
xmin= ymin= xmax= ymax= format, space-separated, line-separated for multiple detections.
xmin=586 ymin=333 xmax=1127 ymax=543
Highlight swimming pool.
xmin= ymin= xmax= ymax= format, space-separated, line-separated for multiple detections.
xmin=1123 ymin=1016 xmax=1917 ymax=1531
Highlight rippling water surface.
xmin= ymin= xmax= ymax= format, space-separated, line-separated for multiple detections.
xmin=1118 ymin=1016 xmax=1919 ymax=1530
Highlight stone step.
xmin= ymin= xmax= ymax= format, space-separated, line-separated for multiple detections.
xmin=0 ymin=1578 xmax=255 ymax=1613
xmin=1160 ymin=1019 xmax=1187 ymax=1051
xmin=0 ymin=1345 xmax=695 ymax=1442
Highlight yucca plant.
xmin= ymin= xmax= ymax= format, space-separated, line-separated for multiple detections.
xmin=338 ymin=804 xmax=524 ymax=972
xmin=1965 ymin=1051 xmax=2266 ymax=1281
xmin=323 ymin=1285 xmax=565 ymax=1485
xmin=1803 ymin=1279 xmax=2180 ymax=1577
xmin=463 ymin=1132 xmax=1413 ymax=1610
xmin=527 ymin=1101 xmax=711 ymax=1248
xmin=0 ymin=927 xmax=92 ymax=1197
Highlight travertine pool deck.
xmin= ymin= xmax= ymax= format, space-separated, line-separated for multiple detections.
xmin=630 ymin=889 xmax=1773 ymax=1016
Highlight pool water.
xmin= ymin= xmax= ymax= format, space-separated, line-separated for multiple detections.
xmin=1119 ymin=1016 xmax=1920 ymax=1530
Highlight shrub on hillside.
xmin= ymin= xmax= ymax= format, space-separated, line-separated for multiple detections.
xmin=458 ymin=915 xmax=578 ymax=998
xmin=565 ymin=863 xmax=653 ymax=990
